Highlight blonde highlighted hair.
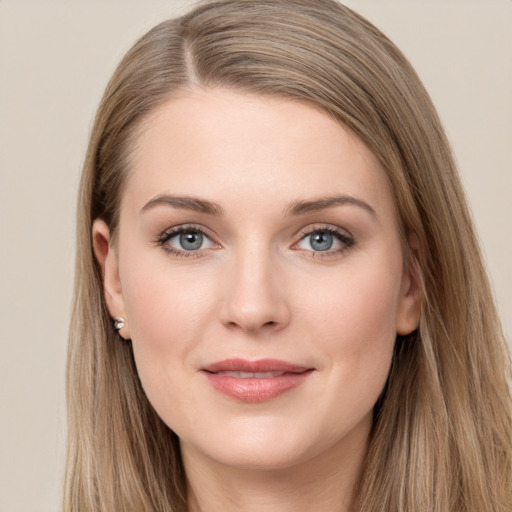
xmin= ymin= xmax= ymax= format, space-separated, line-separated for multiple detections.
xmin=65 ymin=1 xmax=512 ymax=510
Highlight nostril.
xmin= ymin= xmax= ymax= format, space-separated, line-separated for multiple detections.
xmin=225 ymin=319 xmax=279 ymax=332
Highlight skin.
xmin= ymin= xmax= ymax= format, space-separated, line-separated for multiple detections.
xmin=93 ymin=88 xmax=421 ymax=512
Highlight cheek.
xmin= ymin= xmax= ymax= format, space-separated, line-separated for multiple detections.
xmin=119 ymin=237 xmax=219 ymax=343
xmin=300 ymin=258 xmax=401 ymax=388
xmin=124 ymin=271 xmax=213 ymax=343
xmin=290 ymin=261 xmax=401 ymax=449
xmin=303 ymin=259 xmax=401 ymax=341
xmin=117 ymin=247 xmax=221 ymax=397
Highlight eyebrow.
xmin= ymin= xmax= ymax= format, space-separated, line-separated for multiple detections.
xmin=140 ymin=193 xmax=376 ymax=219
xmin=141 ymin=194 xmax=224 ymax=216
xmin=284 ymin=195 xmax=377 ymax=218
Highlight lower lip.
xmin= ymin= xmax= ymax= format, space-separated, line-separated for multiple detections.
xmin=203 ymin=371 xmax=313 ymax=403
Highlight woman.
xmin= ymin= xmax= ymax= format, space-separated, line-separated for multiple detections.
xmin=65 ymin=0 xmax=512 ymax=510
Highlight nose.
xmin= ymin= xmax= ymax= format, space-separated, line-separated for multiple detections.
xmin=220 ymin=246 xmax=290 ymax=334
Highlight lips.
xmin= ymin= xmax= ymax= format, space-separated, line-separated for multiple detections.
xmin=201 ymin=358 xmax=314 ymax=403
xmin=214 ymin=371 xmax=289 ymax=378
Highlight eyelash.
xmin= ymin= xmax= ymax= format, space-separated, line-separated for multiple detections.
xmin=156 ymin=224 xmax=214 ymax=259
xmin=155 ymin=224 xmax=355 ymax=259
xmin=294 ymin=225 xmax=355 ymax=259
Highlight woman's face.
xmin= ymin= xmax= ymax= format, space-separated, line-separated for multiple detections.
xmin=94 ymin=88 xmax=420 ymax=471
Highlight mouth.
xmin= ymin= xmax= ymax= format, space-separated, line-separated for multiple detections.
xmin=201 ymin=358 xmax=314 ymax=403
xmin=213 ymin=370 xmax=294 ymax=378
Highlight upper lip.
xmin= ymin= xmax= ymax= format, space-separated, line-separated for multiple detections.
xmin=202 ymin=358 xmax=312 ymax=374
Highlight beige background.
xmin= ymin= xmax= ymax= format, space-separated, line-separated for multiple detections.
xmin=1 ymin=1 xmax=510 ymax=511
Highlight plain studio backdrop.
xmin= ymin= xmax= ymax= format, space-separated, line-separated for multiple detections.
xmin=0 ymin=1 xmax=511 ymax=511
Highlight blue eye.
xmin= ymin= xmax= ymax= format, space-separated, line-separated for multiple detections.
xmin=178 ymin=230 xmax=204 ymax=250
xmin=159 ymin=227 xmax=216 ymax=255
xmin=309 ymin=231 xmax=333 ymax=251
xmin=296 ymin=228 xmax=354 ymax=254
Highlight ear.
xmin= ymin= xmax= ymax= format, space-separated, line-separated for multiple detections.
xmin=92 ymin=219 xmax=130 ymax=339
xmin=396 ymin=233 xmax=423 ymax=335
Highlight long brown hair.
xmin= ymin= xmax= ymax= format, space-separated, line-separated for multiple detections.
xmin=65 ymin=1 xmax=512 ymax=510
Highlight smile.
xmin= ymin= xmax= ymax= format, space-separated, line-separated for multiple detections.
xmin=201 ymin=358 xmax=314 ymax=403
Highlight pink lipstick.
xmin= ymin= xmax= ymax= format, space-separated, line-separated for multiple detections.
xmin=202 ymin=358 xmax=314 ymax=403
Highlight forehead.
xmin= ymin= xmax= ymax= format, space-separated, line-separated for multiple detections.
xmin=123 ymin=88 xmax=396 ymax=220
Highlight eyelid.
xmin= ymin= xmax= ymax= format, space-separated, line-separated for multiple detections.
xmin=157 ymin=223 xmax=212 ymax=242
xmin=291 ymin=224 xmax=355 ymax=257
xmin=155 ymin=222 xmax=355 ymax=259
xmin=156 ymin=223 xmax=220 ymax=258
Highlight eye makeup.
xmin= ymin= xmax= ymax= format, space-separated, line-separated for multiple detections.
xmin=292 ymin=224 xmax=355 ymax=260
xmin=155 ymin=224 xmax=219 ymax=259
xmin=154 ymin=221 xmax=356 ymax=261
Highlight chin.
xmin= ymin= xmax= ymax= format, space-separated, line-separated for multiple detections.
xmin=179 ymin=416 xmax=338 ymax=472
xmin=194 ymin=442 xmax=311 ymax=471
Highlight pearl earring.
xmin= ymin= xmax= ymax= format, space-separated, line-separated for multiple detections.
xmin=113 ymin=317 xmax=125 ymax=331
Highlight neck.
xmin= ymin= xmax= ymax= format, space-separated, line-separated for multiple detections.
xmin=182 ymin=427 xmax=369 ymax=512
